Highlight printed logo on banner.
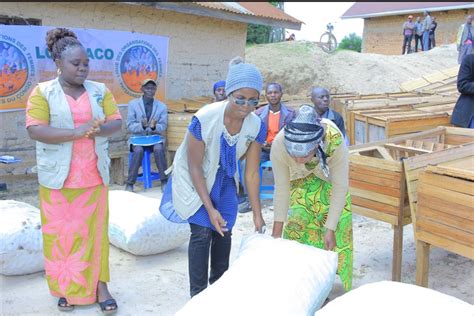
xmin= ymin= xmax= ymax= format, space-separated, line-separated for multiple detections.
xmin=0 ymin=38 xmax=35 ymax=103
xmin=115 ymin=41 xmax=163 ymax=98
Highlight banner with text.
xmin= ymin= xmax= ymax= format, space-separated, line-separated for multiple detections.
xmin=0 ymin=25 xmax=169 ymax=111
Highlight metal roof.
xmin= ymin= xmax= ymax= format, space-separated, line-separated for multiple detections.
xmin=342 ymin=2 xmax=474 ymax=19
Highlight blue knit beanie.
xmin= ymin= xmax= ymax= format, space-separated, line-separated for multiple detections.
xmin=225 ymin=56 xmax=263 ymax=96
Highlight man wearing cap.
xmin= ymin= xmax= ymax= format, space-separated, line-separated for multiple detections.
xmin=125 ymin=78 xmax=168 ymax=192
xmin=213 ymin=80 xmax=227 ymax=102
xmin=402 ymin=15 xmax=415 ymax=54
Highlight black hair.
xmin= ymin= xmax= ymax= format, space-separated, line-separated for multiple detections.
xmin=46 ymin=27 xmax=83 ymax=61
xmin=266 ymin=82 xmax=283 ymax=92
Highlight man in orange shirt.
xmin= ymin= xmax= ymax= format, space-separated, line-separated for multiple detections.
xmin=255 ymin=83 xmax=296 ymax=162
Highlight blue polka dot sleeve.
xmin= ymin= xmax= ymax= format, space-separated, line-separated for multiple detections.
xmin=255 ymin=120 xmax=267 ymax=144
xmin=188 ymin=116 xmax=203 ymax=141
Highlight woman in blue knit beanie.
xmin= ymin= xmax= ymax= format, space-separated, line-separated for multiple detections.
xmin=160 ymin=56 xmax=266 ymax=297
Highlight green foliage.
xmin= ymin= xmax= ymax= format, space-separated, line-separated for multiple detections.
xmin=246 ymin=1 xmax=281 ymax=44
xmin=337 ymin=33 xmax=362 ymax=52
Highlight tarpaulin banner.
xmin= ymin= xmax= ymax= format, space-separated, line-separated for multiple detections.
xmin=0 ymin=25 xmax=169 ymax=111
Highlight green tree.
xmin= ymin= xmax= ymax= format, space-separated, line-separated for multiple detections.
xmin=338 ymin=33 xmax=362 ymax=52
xmin=246 ymin=1 xmax=282 ymax=44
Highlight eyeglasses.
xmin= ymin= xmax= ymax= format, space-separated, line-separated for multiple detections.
xmin=230 ymin=94 xmax=259 ymax=107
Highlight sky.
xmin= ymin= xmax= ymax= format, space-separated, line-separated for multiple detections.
xmin=283 ymin=2 xmax=364 ymax=42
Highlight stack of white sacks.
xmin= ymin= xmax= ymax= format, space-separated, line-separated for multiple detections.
xmin=0 ymin=200 xmax=44 ymax=275
xmin=108 ymin=190 xmax=190 ymax=255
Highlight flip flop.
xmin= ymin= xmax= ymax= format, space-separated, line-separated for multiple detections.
xmin=57 ymin=297 xmax=74 ymax=311
xmin=98 ymin=298 xmax=118 ymax=315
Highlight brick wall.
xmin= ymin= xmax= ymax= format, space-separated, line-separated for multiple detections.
xmin=0 ymin=2 xmax=247 ymax=176
xmin=362 ymin=9 xmax=474 ymax=55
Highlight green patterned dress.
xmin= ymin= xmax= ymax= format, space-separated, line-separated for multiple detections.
xmin=282 ymin=125 xmax=353 ymax=291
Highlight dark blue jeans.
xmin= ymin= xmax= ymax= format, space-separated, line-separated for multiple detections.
xmin=188 ymin=223 xmax=232 ymax=297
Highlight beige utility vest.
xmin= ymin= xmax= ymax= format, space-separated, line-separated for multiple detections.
xmin=35 ymin=78 xmax=110 ymax=189
xmin=170 ymin=100 xmax=261 ymax=220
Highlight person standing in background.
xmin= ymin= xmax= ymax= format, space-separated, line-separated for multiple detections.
xmin=457 ymin=15 xmax=473 ymax=64
xmin=402 ymin=15 xmax=415 ymax=55
xmin=422 ymin=11 xmax=432 ymax=51
xmin=414 ymin=16 xmax=424 ymax=52
xmin=451 ymin=53 xmax=474 ymax=128
xmin=429 ymin=17 xmax=437 ymax=49
xmin=213 ymin=80 xmax=227 ymax=102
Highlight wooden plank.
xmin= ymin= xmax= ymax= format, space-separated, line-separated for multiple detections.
xmin=349 ymin=155 xmax=401 ymax=172
xmin=352 ymin=205 xmax=398 ymax=225
xmin=428 ymin=164 xmax=474 ymax=181
xmin=416 ymin=231 xmax=474 ymax=260
xmin=350 ymin=179 xmax=401 ymax=197
xmin=384 ymin=143 xmax=432 ymax=155
xmin=418 ymin=205 xmax=474 ymax=234
xmin=417 ymin=218 xmax=474 ymax=246
xmin=350 ymin=164 xmax=401 ymax=181
xmin=350 ymin=187 xmax=400 ymax=207
xmin=415 ymin=240 xmax=430 ymax=287
xmin=420 ymin=171 xmax=473 ymax=195
xmin=350 ymin=170 xmax=401 ymax=189
xmin=417 ymin=192 xmax=473 ymax=221
xmin=403 ymin=143 xmax=474 ymax=170
xmin=351 ymin=196 xmax=400 ymax=216
xmin=417 ymin=182 xmax=473 ymax=208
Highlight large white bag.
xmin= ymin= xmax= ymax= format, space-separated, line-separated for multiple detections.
xmin=177 ymin=234 xmax=338 ymax=316
xmin=316 ymin=281 xmax=474 ymax=316
xmin=108 ymin=190 xmax=190 ymax=255
xmin=0 ymin=200 xmax=44 ymax=276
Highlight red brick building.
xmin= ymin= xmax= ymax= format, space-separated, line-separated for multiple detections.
xmin=342 ymin=2 xmax=474 ymax=55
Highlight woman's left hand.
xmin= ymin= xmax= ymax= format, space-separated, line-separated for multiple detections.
xmin=85 ymin=119 xmax=105 ymax=138
xmin=324 ymin=229 xmax=336 ymax=251
xmin=253 ymin=212 xmax=266 ymax=233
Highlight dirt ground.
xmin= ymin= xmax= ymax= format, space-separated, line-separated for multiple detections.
xmin=1 ymin=179 xmax=473 ymax=316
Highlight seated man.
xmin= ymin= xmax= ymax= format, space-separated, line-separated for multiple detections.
xmin=311 ymin=87 xmax=350 ymax=146
xmin=255 ymin=82 xmax=296 ymax=162
xmin=213 ymin=80 xmax=227 ymax=102
xmin=125 ymin=79 xmax=168 ymax=192
xmin=238 ymin=82 xmax=295 ymax=213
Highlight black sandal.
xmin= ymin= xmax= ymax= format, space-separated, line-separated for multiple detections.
xmin=57 ymin=297 xmax=74 ymax=311
xmin=98 ymin=298 xmax=118 ymax=315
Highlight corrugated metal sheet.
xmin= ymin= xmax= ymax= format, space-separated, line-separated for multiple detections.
xmin=342 ymin=2 xmax=474 ymax=19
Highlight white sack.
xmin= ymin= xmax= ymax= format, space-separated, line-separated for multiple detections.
xmin=0 ymin=200 xmax=44 ymax=276
xmin=316 ymin=281 xmax=474 ymax=316
xmin=177 ymin=234 xmax=338 ymax=316
xmin=108 ymin=190 xmax=189 ymax=256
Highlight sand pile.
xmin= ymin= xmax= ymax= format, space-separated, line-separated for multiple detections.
xmin=245 ymin=40 xmax=459 ymax=95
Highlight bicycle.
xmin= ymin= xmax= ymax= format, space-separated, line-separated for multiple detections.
xmin=319 ymin=23 xmax=338 ymax=53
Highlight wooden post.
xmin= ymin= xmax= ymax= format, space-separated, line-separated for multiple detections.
xmin=392 ymin=224 xmax=403 ymax=282
xmin=416 ymin=240 xmax=430 ymax=287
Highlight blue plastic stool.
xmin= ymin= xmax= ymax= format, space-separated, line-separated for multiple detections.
xmin=128 ymin=147 xmax=160 ymax=190
xmin=237 ymin=160 xmax=274 ymax=200
xmin=259 ymin=160 xmax=274 ymax=199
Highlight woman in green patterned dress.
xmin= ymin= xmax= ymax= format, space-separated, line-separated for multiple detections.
xmin=270 ymin=104 xmax=353 ymax=292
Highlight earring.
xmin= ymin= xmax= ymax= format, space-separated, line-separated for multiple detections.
xmin=57 ymin=68 xmax=62 ymax=76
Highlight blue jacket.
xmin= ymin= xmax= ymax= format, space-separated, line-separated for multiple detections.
xmin=127 ymin=97 xmax=168 ymax=137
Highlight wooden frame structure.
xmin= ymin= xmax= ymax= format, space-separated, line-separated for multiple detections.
xmin=349 ymin=127 xmax=474 ymax=281
xmin=415 ymin=153 xmax=474 ymax=287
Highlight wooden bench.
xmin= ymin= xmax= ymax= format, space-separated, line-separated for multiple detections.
xmin=109 ymin=150 xmax=129 ymax=185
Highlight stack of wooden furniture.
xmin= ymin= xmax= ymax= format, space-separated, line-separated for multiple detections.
xmin=348 ymin=127 xmax=474 ymax=281
xmin=415 ymin=148 xmax=473 ymax=288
